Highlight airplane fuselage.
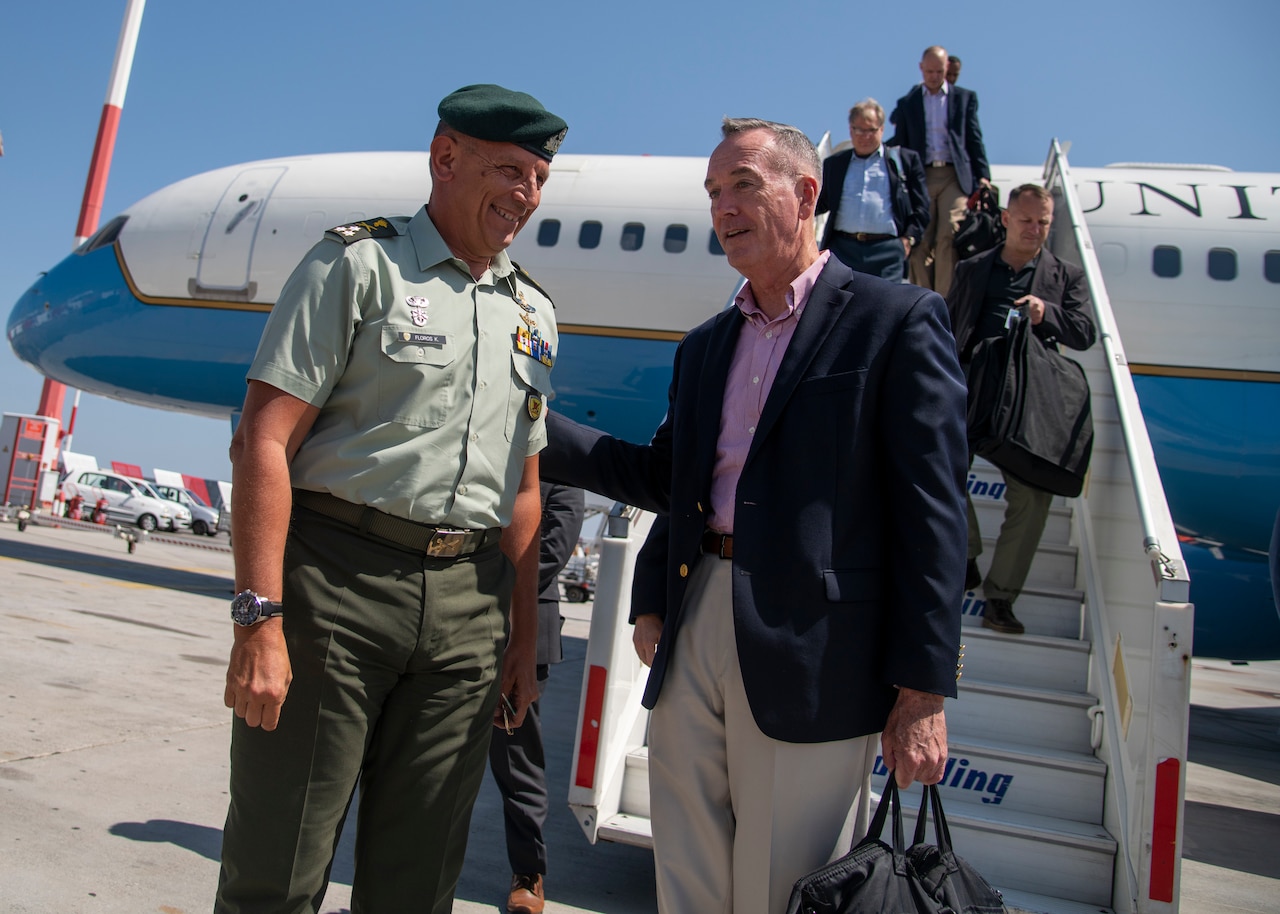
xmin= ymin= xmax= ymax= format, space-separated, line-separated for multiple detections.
xmin=8 ymin=151 xmax=1279 ymax=657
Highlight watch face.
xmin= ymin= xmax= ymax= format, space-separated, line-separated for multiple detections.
xmin=230 ymin=592 xmax=262 ymax=626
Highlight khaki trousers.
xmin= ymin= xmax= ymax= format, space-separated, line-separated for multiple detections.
xmin=908 ymin=164 xmax=969 ymax=296
xmin=966 ymin=468 xmax=1054 ymax=602
xmin=648 ymin=558 xmax=878 ymax=914
xmin=216 ymin=507 xmax=512 ymax=914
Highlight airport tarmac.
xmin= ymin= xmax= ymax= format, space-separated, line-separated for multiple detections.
xmin=1 ymin=517 xmax=1277 ymax=913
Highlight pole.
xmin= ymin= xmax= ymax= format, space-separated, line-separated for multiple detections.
xmin=39 ymin=0 xmax=147 ymax=475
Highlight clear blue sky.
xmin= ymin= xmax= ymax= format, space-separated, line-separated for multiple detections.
xmin=2 ymin=0 xmax=1275 ymax=482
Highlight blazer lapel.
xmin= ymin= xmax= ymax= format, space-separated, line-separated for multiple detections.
xmin=696 ymin=306 xmax=743 ymax=490
xmin=747 ymin=259 xmax=853 ymax=463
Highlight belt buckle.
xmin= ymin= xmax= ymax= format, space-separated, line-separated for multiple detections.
xmin=426 ymin=528 xmax=468 ymax=558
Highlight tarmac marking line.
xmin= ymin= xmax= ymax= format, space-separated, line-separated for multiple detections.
xmin=0 ymin=719 xmax=231 ymax=765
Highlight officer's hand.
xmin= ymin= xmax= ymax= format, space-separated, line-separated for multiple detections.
xmin=225 ymin=619 xmax=292 ymax=731
xmin=1015 ymin=294 xmax=1046 ymax=325
xmin=633 ymin=614 xmax=663 ymax=667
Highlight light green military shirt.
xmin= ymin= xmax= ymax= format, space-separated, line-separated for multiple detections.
xmin=248 ymin=206 xmax=557 ymax=529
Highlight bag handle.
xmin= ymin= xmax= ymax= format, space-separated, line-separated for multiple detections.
xmin=912 ymin=784 xmax=961 ymax=871
xmin=869 ymin=773 xmax=909 ymax=873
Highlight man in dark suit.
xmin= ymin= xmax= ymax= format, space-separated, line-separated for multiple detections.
xmin=947 ymin=183 xmax=1096 ymax=635
xmin=489 ymin=482 xmax=584 ymax=914
xmin=544 ymin=118 xmax=968 ymax=914
xmin=817 ymin=98 xmax=929 ymax=282
xmin=890 ymin=44 xmax=991 ymax=296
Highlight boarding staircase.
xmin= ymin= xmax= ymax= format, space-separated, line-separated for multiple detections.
xmin=565 ymin=142 xmax=1194 ymax=913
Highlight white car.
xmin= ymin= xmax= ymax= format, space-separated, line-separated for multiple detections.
xmin=151 ymin=484 xmax=220 ymax=536
xmin=61 ymin=470 xmax=192 ymax=532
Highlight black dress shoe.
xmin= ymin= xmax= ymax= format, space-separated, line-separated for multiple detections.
xmin=965 ymin=559 xmax=982 ymax=592
xmin=982 ymin=598 xmax=1025 ymax=634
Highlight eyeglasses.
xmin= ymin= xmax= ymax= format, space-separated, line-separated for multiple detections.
xmin=850 ymin=126 xmax=882 ymax=135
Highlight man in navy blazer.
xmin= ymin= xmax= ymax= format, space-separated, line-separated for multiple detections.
xmin=543 ymin=118 xmax=968 ymax=914
xmin=817 ymin=98 xmax=929 ymax=282
xmin=890 ymin=45 xmax=991 ymax=296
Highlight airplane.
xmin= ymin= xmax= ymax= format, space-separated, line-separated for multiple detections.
xmin=7 ymin=147 xmax=1279 ymax=659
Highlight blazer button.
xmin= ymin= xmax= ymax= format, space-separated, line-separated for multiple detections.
xmin=679 ymin=564 xmax=689 ymax=578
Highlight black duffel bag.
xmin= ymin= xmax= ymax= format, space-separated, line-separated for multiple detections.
xmin=786 ymin=776 xmax=1006 ymax=914
xmin=966 ymin=310 xmax=1093 ymax=497
xmin=954 ymin=185 xmax=1004 ymax=261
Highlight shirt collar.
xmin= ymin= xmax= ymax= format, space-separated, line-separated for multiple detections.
xmin=925 ymin=81 xmax=950 ymax=99
xmin=410 ymin=205 xmax=514 ymax=282
xmin=734 ymin=250 xmax=832 ymax=324
xmin=853 ymin=144 xmax=885 ymax=161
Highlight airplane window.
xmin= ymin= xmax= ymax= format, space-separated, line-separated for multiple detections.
xmin=1208 ymin=248 xmax=1237 ymax=281
xmin=709 ymin=230 xmax=726 ymax=257
xmin=621 ymin=222 xmax=645 ymax=252
xmin=1152 ymin=245 xmax=1180 ymax=278
xmin=664 ymin=225 xmax=689 ymax=253
xmin=537 ymin=219 xmax=560 ymax=247
xmin=1265 ymin=251 xmax=1280 ymax=284
xmin=579 ymin=221 xmax=602 ymax=250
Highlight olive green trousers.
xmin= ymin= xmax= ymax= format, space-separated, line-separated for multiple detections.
xmin=216 ymin=508 xmax=512 ymax=914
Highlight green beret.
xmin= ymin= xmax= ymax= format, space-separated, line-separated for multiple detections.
xmin=438 ymin=84 xmax=568 ymax=162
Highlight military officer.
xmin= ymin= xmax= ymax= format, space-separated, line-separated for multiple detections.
xmin=216 ymin=84 xmax=568 ymax=914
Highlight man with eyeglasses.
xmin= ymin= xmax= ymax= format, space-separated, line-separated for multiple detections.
xmin=817 ymin=98 xmax=929 ymax=282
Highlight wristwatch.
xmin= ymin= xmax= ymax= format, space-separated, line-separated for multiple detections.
xmin=230 ymin=590 xmax=285 ymax=626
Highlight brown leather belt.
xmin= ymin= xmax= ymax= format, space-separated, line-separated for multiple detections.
xmin=836 ymin=231 xmax=895 ymax=243
xmin=294 ymin=489 xmax=501 ymax=559
xmin=700 ymin=530 xmax=734 ymax=559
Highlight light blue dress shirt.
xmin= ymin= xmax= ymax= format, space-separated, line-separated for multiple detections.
xmin=833 ymin=147 xmax=898 ymax=236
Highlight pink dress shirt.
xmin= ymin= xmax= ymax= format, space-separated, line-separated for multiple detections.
xmin=707 ymin=250 xmax=832 ymax=534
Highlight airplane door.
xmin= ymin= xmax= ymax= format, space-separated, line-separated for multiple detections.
xmin=193 ymin=166 xmax=287 ymax=299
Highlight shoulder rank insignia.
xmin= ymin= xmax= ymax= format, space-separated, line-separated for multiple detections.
xmin=510 ymin=260 xmax=555 ymax=309
xmin=325 ymin=217 xmax=398 ymax=245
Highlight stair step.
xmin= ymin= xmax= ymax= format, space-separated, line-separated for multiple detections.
xmin=961 ymin=625 xmax=1091 ymax=692
xmin=873 ymin=738 xmax=1105 ymax=823
xmin=961 ymin=585 xmax=1085 ymax=640
xmin=973 ymin=537 xmax=1079 ymax=589
xmin=999 ymin=886 xmax=1116 ymax=914
xmin=887 ymin=792 xmax=1117 ymax=907
xmin=967 ymin=462 xmax=1072 ymax=511
xmin=972 ymin=498 xmax=1074 ymax=546
xmin=951 ymin=679 xmax=1096 ymax=754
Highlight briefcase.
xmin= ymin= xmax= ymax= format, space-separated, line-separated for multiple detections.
xmin=785 ymin=777 xmax=1006 ymax=914
xmin=965 ymin=310 xmax=1093 ymax=498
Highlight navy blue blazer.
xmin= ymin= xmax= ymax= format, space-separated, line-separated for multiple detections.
xmin=889 ymin=84 xmax=990 ymax=195
xmin=816 ymin=146 xmax=930 ymax=248
xmin=543 ymin=257 xmax=969 ymax=743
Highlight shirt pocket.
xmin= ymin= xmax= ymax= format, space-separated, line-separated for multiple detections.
xmin=378 ymin=325 xmax=456 ymax=428
xmin=506 ymin=352 xmax=554 ymax=443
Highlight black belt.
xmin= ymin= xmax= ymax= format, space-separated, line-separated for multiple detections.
xmin=700 ymin=530 xmax=734 ymax=559
xmin=293 ymin=489 xmax=501 ymax=559
xmin=836 ymin=231 xmax=896 ymax=243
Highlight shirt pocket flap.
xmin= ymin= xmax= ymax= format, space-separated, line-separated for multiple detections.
xmin=824 ymin=569 xmax=884 ymax=603
xmin=512 ymin=352 xmax=554 ymax=397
